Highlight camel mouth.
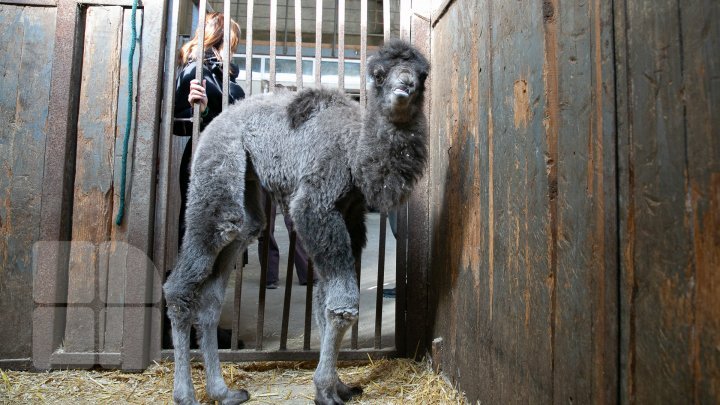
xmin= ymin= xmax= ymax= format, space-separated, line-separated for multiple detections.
xmin=392 ymin=88 xmax=410 ymax=97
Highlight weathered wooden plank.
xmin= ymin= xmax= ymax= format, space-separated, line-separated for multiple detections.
xmin=123 ymin=0 xmax=167 ymax=369
xmin=0 ymin=4 xmax=56 ymax=360
xmin=553 ymin=0 xmax=618 ymax=403
xmin=64 ymin=5 xmax=124 ymax=354
xmin=680 ymin=0 xmax=720 ymax=402
xmin=488 ymin=0 xmax=553 ymax=402
xmin=619 ymin=0 xmax=697 ymax=402
xmin=101 ymin=8 xmax=143 ymax=356
xmin=427 ymin=0 xmax=493 ymax=401
xmin=404 ymin=5 xmax=430 ymax=361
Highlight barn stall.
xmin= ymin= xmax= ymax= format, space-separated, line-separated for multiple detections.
xmin=0 ymin=0 xmax=718 ymax=403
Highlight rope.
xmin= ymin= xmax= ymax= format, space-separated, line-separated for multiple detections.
xmin=115 ymin=0 xmax=139 ymax=225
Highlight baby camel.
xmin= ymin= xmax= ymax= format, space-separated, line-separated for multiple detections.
xmin=163 ymin=39 xmax=430 ymax=405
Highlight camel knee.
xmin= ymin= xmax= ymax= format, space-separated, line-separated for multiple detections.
xmin=325 ymin=306 xmax=359 ymax=331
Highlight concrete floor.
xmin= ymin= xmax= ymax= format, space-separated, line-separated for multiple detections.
xmin=218 ymin=213 xmax=397 ymax=350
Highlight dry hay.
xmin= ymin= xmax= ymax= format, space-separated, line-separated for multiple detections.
xmin=0 ymin=358 xmax=467 ymax=404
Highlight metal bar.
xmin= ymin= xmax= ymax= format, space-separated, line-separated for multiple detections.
xmin=395 ymin=204 xmax=408 ymax=356
xmin=375 ymin=212 xmax=387 ymax=349
xmin=269 ymin=0 xmax=277 ymax=89
xmin=222 ymin=0 xmax=230 ymax=110
xmin=191 ymin=0 xmax=207 ymax=155
xmin=337 ymin=0 xmax=345 ymax=90
xmin=256 ymin=194 xmax=272 ymax=350
xmin=161 ymin=348 xmax=397 ymax=362
xmin=34 ymin=0 xmax=84 ymax=370
xmin=314 ymin=0 xmax=322 ymax=87
xmin=295 ymin=0 xmax=302 ymax=89
xmin=153 ymin=0 xmax=181 ymax=363
xmin=282 ymin=0 xmax=290 ymax=55
xmin=279 ymin=231 xmax=297 ymax=350
xmin=231 ymin=262 xmax=245 ymax=350
xmin=303 ymin=260 xmax=314 ymax=350
xmin=383 ymin=0 xmax=390 ymax=41
xmin=245 ymin=0 xmax=254 ymax=96
xmin=156 ymin=0 xmax=181 ymax=281
xmin=332 ymin=0 xmax=337 ymax=57
xmin=351 ymin=256 xmax=360 ymax=349
xmin=399 ymin=0 xmax=410 ymax=40
xmin=359 ymin=0 xmax=367 ymax=106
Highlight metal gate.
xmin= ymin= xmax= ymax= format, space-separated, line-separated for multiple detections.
xmin=153 ymin=0 xmax=420 ymax=363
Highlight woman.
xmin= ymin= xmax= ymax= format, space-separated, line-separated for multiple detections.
xmin=174 ymin=12 xmax=245 ymax=244
xmin=167 ymin=12 xmax=244 ymax=350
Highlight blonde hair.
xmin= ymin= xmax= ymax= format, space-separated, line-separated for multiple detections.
xmin=179 ymin=12 xmax=241 ymax=66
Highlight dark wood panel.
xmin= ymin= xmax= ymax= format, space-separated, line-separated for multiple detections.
xmin=490 ymin=0 xmax=553 ymax=402
xmin=64 ymin=5 xmax=124 ymax=353
xmin=681 ymin=1 xmax=720 ymax=402
xmin=620 ymin=0 xmax=696 ymax=402
xmin=553 ymin=0 xmax=618 ymax=403
xmin=426 ymin=0 xmax=618 ymax=403
xmin=616 ymin=0 xmax=720 ymax=403
xmin=0 ymin=4 xmax=56 ymax=360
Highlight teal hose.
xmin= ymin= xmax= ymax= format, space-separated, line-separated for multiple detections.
xmin=115 ymin=0 xmax=139 ymax=225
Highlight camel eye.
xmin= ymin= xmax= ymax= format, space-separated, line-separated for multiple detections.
xmin=372 ymin=66 xmax=386 ymax=84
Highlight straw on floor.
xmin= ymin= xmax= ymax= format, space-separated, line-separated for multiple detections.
xmin=0 ymin=358 xmax=467 ymax=404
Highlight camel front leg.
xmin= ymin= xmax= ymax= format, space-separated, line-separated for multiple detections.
xmin=314 ymin=276 xmax=359 ymax=405
xmin=291 ymin=190 xmax=364 ymax=404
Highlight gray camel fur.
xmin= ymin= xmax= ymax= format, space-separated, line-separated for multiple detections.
xmin=163 ymin=39 xmax=430 ymax=405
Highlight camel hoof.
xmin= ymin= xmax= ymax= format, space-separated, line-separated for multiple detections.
xmin=336 ymin=381 xmax=363 ymax=402
xmin=220 ymin=389 xmax=250 ymax=405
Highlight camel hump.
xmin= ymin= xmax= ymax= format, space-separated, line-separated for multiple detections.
xmin=286 ymin=88 xmax=346 ymax=129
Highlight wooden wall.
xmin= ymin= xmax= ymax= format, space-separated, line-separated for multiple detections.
xmin=0 ymin=0 xmax=167 ymax=370
xmin=0 ymin=4 xmax=57 ymax=361
xmin=422 ymin=0 xmax=719 ymax=403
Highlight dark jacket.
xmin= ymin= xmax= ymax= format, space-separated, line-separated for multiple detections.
xmin=173 ymin=53 xmax=245 ymax=136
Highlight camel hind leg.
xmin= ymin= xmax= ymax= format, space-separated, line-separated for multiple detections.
xmin=196 ymin=241 xmax=250 ymax=404
xmin=164 ymin=139 xmax=253 ymax=405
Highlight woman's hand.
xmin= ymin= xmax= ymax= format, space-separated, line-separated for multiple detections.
xmin=188 ymin=79 xmax=208 ymax=113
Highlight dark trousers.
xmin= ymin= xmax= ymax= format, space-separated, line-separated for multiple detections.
xmin=259 ymin=193 xmax=310 ymax=284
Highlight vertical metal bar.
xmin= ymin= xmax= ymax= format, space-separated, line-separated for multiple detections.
xmin=256 ymin=195 xmax=272 ymax=350
xmin=155 ymin=0 xmax=181 ymax=358
xmin=191 ymin=0 xmax=208 ymax=154
xmin=269 ymin=0 xmax=278 ymax=89
xmin=399 ymin=0 xmax=410 ymax=41
xmin=395 ymin=204 xmax=408 ymax=355
xmin=282 ymin=0 xmax=290 ymax=55
xmin=332 ymin=0 xmax=337 ymax=57
xmin=295 ymin=0 xmax=303 ymax=89
xmin=359 ymin=0 xmax=367 ymax=106
xmin=374 ymin=212 xmax=387 ymax=349
xmin=279 ymin=231 xmax=297 ymax=350
xmin=351 ymin=256 xmax=360 ymax=349
xmin=303 ymin=260 xmax=314 ymax=350
xmin=314 ymin=0 xmax=322 ymax=87
xmin=337 ymin=0 xmax=345 ymax=90
xmin=231 ymin=262 xmax=245 ymax=350
xmin=222 ymin=0 xmax=230 ymax=110
xmin=383 ymin=0 xmax=390 ymax=41
xmin=245 ymin=0 xmax=254 ymax=96
xmin=157 ymin=0 xmax=181 ymax=274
